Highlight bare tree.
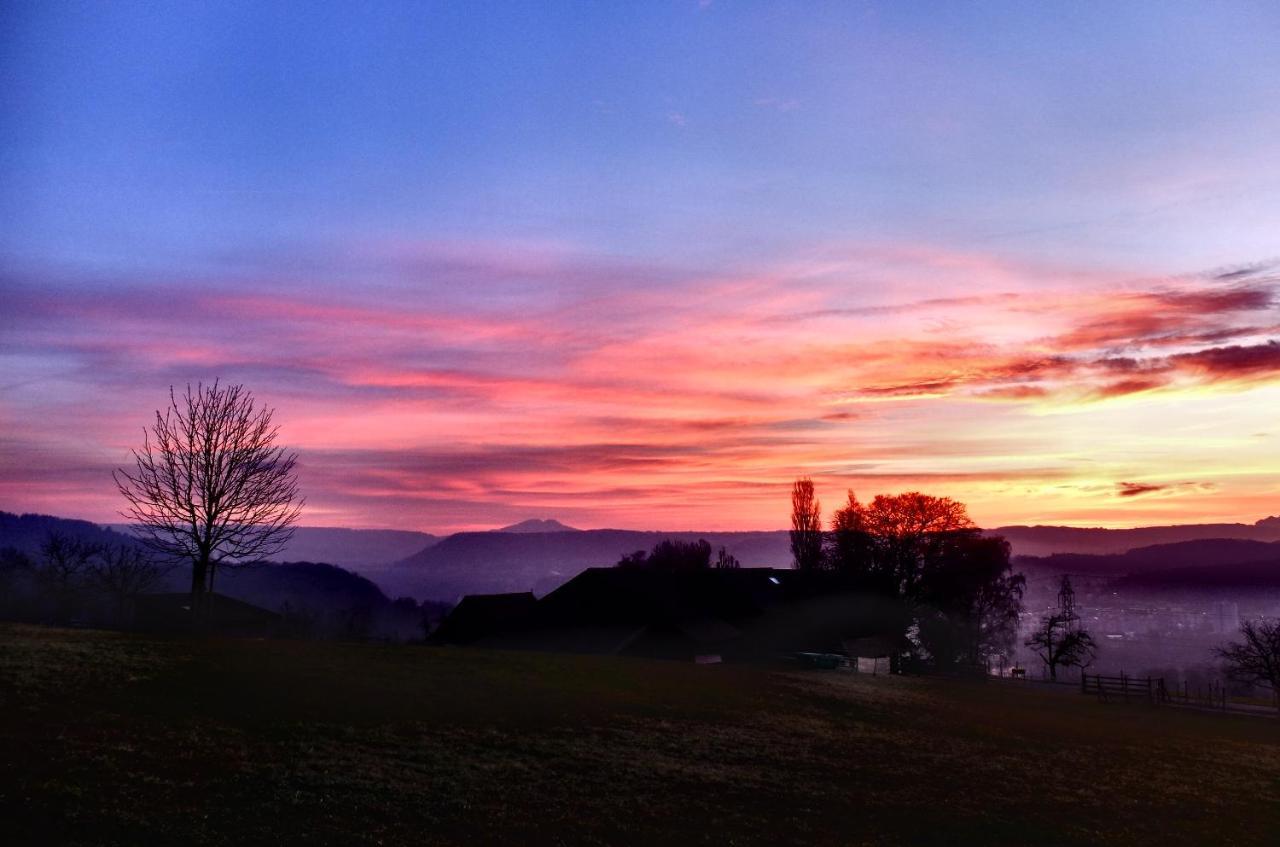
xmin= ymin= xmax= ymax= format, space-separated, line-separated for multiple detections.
xmin=89 ymin=544 xmax=171 ymax=623
xmin=790 ymin=477 xmax=824 ymax=570
xmin=38 ymin=532 xmax=99 ymax=619
xmin=114 ymin=382 xmax=303 ymax=610
xmin=1215 ymin=618 xmax=1280 ymax=710
xmin=1025 ymin=575 xmax=1095 ymax=681
xmin=714 ymin=546 xmax=741 ymax=569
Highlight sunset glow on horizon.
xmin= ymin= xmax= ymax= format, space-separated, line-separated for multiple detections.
xmin=3 ymin=2 xmax=1279 ymax=533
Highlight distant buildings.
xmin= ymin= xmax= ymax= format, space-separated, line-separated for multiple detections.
xmin=434 ymin=567 xmax=907 ymax=664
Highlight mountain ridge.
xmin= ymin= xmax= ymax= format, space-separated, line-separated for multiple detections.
xmin=495 ymin=519 xmax=579 ymax=533
xmin=105 ymin=522 xmax=438 ymax=567
xmin=10 ymin=509 xmax=1280 ymax=603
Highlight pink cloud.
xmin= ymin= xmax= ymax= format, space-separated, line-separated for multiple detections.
xmin=3 ymin=245 xmax=1279 ymax=531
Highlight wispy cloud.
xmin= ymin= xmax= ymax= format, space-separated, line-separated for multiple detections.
xmin=2 ymin=244 xmax=1278 ymax=531
xmin=1116 ymin=481 xmax=1217 ymax=498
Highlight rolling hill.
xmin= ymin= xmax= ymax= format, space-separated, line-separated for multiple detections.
xmin=384 ymin=518 xmax=1280 ymax=602
xmin=106 ymin=522 xmax=438 ymax=567
xmin=0 ymin=511 xmax=422 ymax=636
xmin=268 ymin=526 xmax=437 ymax=566
xmin=10 ymin=508 xmax=1280 ymax=604
xmin=1014 ymin=538 xmax=1280 ymax=576
xmin=1113 ymin=557 xmax=1280 ymax=589
xmin=992 ymin=518 xmax=1280 ymax=557
xmin=380 ymin=529 xmax=793 ymax=601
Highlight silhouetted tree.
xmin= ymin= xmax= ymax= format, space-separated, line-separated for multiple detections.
xmin=0 ymin=546 xmax=34 ymax=575
xmin=1215 ymin=619 xmax=1280 ymax=710
xmin=714 ymin=546 xmax=741 ymax=569
xmin=88 ymin=544 xmax=171 ymax=623
xmin=827 ymin=491 xmax=874 ymax=579
xmin=824 ymin=491 xmax=980 ymax=596
xmin=856 ymin=492 xmax=975 ymax=596
xmin=915 ymin=534 xmax=1025 ymax=669
xmin=648 ymin=539 xmax=712 ymax=571
xmin=0 ymin=546 xmax=36 ymax=619
xmin=341 ymin=603 xmax=374 ymax=640
xmin=790 ymin=477 xmax=824 ymax=570
xmin=1025 ymin=576 xmax=1095 ymax=680
xmin=38 ymin=531 xmax=98 ymax=620
xmin=616 ymin=538 xmax=713 ymax=571
xmin=114 ymin=382 xmax=303 ymax=612
xmin=818 ymin=490 xmax=1025 ymax=670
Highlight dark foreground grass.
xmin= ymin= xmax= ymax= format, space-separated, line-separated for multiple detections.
xmin=1 ymin=624 xmax=1277 ymax=846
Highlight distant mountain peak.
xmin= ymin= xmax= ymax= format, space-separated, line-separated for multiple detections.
xmin=495 ymin=519 xmax=579 ymax=533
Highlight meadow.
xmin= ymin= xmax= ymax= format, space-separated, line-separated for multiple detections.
xmin=1 ymin=623 xmax=1277 ymax=846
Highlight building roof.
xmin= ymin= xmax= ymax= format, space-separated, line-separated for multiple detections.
xmin=434 ymin=591 xmax=538 ymax=644
xmin=432 ymin=567 xmax=908 ymax=660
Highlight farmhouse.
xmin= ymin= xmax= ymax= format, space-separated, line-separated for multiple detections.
xmin=431 ymin=591 xmax=537 ymax=644
xmin=438 ymin=567 xmax=906 ymax=663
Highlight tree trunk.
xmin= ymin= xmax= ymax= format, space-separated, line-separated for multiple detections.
xmin=190 ymin=558 xmax=207 ymax=596
xmin=191 ymin=555 xmax=208 ymax=625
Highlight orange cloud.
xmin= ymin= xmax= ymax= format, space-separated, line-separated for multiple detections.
xmin=2 ymin=246 xmax=1278 ymax=531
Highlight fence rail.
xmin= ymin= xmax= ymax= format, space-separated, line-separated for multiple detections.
xmin=1080 ymin=672 xmax=1164 ymax=704
xmin=1079 ymin=672 xmax=1275 ymax=716
xmin=1163 ymin=678 xmax=1232 ymax=711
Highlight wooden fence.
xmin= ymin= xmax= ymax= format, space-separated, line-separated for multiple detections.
xmin=1080 ymin=672 xmax=1166 ymax=705
xmin=1163 ymin=678 xmax=1232 ymax=712
xmin=1080 ymin=673 xmax=1275 ymax=715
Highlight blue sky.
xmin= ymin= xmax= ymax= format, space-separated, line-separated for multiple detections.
xmin=6 ymin=1 xmax=1278 ymax=272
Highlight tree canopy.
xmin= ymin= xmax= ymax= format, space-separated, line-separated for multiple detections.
xmin=1215 ymin=618 xmax=1280 ymax=708
xmin=114 ymin=382 xmax=302 ymax=603
xmin=789 ymin=478 xmax=824 ymax=570
xmin=796 ymin=484 xmax=1025 ymax=669
xmin=616 ymin=538 xmax=713 ymax=571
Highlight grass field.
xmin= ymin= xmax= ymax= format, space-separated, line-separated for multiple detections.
xmin=1 ymin=623 xmax=1278 ymax=846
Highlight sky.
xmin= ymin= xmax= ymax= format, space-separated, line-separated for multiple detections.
xmin=2 ymin=1 xmax=1280 ymax=533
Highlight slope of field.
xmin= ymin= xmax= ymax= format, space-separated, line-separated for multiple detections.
xmin=2 ymin=624 xmax=1277 ymax=846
